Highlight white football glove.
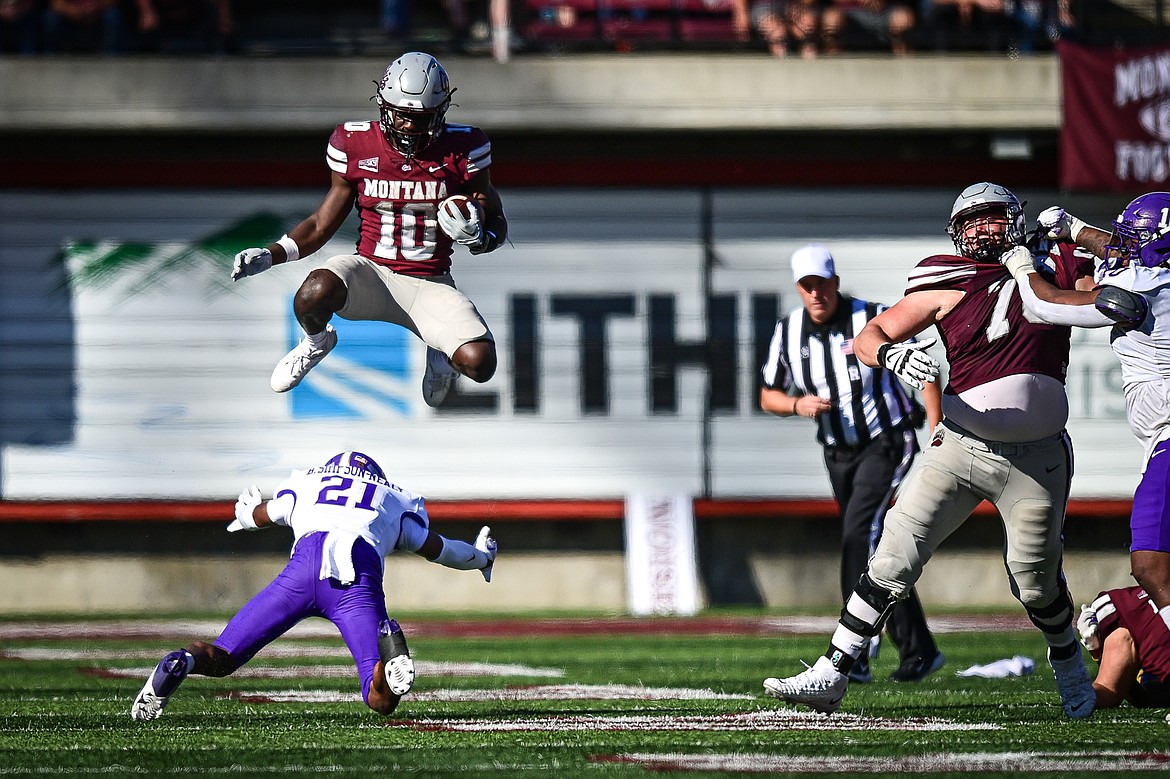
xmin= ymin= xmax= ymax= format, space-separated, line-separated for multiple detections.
xmin=226 ymin=485 xmax=262 ymax=532
xmin=999 ymin=245 xmax=1037 ymax=282
xmin=1076 ymin=603 xmax=1100 ymax=652
xmin=385 ymin=653 xmax=416 ymax=696
xmin=1037 ymin=206 xmax=1089 ymax=243
xmin=437 ymin=197 xmax=485 ymax=248
xmin=475 ymin=524 xmax=497 ymax=582
xmin=876 ymin=338 xmax=939 ymax=391
xmin=231 ymin=248 xmax=273 ymax=281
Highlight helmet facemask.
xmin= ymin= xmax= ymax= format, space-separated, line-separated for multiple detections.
xmin=945 ymin=182 xmax=1025 ymax=262
xmin=948 ymin=207 xmax=1022 ymax=262
xmin=373 ymin=52 xmax=454 ymax=159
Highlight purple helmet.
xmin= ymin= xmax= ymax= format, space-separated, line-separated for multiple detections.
xmin=1105 ymin=192 xmax=1170 ymax=271
xmin=324 ymin=451 xmax=386 ymax=480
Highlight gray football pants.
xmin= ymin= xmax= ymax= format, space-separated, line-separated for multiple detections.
xmin=866 ymin=420 xmax=1074 ymax=610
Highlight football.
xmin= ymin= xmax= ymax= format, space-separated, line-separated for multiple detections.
xmin=437 ymin=194 xmax=484 ymax=244
xmin=439 ymin=194 xmax=478 ymax=221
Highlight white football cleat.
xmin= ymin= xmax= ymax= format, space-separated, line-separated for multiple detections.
xmin=270 ymin=325 xmax=337 ymax=393
xmin=379 ymin=619 xmax=415 ymax=696
xmin=763 ymin=656 xmax=848 ymax=714
xmin=422 ymin=346 xmax=456 ymax=407
xmin=130 ymin=679 xmax=169 ymax=721
xmin=1049 ymin=648 xmax=1096 ymax=719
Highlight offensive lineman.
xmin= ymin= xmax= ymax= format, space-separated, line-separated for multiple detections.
xmin=230 ymin=52 xmax=508 ymax=407
xmin=763 ymin=182 xmax=1098 ymax=719
xmin=130 ymin=450 xmax=497 ymax=721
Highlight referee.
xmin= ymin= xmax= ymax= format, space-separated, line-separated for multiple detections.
xmin=761 ymin=244 xmax=945 ymax=683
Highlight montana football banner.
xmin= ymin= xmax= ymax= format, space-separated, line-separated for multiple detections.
xmin=1059 ymin=40 xmax=1170 ymax=191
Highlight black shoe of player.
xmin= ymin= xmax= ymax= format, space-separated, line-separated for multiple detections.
xmin=888 ymin=651 xmax=945 ymax=683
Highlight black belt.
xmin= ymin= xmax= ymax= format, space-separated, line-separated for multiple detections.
xmin=823 ymin=428 xmax=905 ymax=454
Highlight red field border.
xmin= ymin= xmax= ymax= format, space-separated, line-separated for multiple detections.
xmin=0 ymin=497 xmax=1133 ymax=522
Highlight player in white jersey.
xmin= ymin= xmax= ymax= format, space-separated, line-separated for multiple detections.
xmin=130 ymin=450 xmax=497 ymax=722
xmin=1000 ymin=193 xmax=1170 ymax=626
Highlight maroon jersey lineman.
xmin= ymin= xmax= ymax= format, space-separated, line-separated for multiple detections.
xmin=1092 ymin=585 xmax=1170 ymax=707
xmin=904 ymin=244 xmax=1085 ymax=395
xmin=326 ymin=120 xmax=492 ymax=276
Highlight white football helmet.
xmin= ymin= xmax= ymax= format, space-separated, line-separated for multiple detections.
xmin=373 ymin=52 xmax=454 ymax=158
xmin=945 ymin=181 xmax=1026 ymax=262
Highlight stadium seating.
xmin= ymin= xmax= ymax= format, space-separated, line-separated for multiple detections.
xmin=674 ymin=0 xmax=742 ymax=43
xmin=523 ymin=0 xmax=603 ymax=44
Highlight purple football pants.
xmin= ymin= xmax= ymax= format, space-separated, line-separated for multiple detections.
xmin=214 ymin=531 xmax=390 ymax=703
xmin=1132 ymin=438 xmax=1170 ymax=554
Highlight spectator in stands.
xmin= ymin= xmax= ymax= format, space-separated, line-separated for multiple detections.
xmin=821 ymin=0 xmax=915 ymax=56
xmin=40 ymin=0 xmax=128 ymax=53
xmin=731 ymin=0 xmax=826 ymax=58
xmin=730 ymin=0 xmax=823 ymax=57
xmin=134 ymin=0 xmax=234 ymax=53
xmin=919 ymin=0 xmax=1066 ymax=52
xmin=0 ymin=0 xmax=40 ymax=53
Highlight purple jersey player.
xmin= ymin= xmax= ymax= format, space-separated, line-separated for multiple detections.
xmin=130 ymin=450 xmax=497 ymax=721
xmin=764 ymin=182 xmax=1099 ymax=720
xmin=1078 ymin=586 xmax=1170 ymax=709
xmin=229 ymin=52 xmax=509 ymax=408
xmin=1002 ymin=194 xmax=1170 ymax=629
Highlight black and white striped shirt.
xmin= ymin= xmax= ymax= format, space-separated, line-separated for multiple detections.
xmin=761 ymin=295 xmax=921 ymax=449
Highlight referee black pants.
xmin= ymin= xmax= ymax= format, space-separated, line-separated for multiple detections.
xmin=823 ymin=430 xmax=937 ymax=665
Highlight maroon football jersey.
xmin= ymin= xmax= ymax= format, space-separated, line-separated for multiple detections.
xmin=905 ymin=250 xmax=1080 ymax=395
xmin=325 ymin=120 xmax=492 ymax=276
xmin=1095 ymin=586 xmax=1170 ymax=689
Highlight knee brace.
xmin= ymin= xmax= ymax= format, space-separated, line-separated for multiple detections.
xmin=840 ymin=573 xmax=899 ymax=638
xmin=1024 ymin=585 xmax=1074 ymax=638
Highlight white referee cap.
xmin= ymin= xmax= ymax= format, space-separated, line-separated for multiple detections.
xmin=791 ymin=244 xmax=836 ymax=283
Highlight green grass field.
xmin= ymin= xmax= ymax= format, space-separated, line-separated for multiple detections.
xmin=1 ymin=612 xmax=1167 ymax=778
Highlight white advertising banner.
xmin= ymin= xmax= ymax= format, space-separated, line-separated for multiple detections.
xmin=623 ymin=493 xmax=701 ymax=616
xmin=0 ymin=189 xmax=1141 ymax=501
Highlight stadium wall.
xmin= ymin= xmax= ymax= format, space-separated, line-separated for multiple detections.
xmin=0 ymin=53 xmax=1141 ymax=613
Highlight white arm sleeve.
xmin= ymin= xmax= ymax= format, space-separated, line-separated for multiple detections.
xmin=1017 ymin=275 xmax=1114 ymax=328
xmin=264 ymin=490 xmax=295 ymax=526
xmin=432 ymin=536 xmax=491 ymax=571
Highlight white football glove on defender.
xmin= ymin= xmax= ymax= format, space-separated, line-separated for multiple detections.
xmin=476 ymin=525 xmax=497 ymax=582
xmin=999 ymin=245 xmax=1037 ymax=282
xmin=231 ymin=248 xmax=273 ymax=281
xmin=876 ymin=338 xmax=939 ymax=391
xmin=437 ymin=197 xmax=485 ymax=248
xmin=1076 ymin=604 xmax=1100 ymax=652
xmin=1037 ymin=206 xmax=1090 ymax=243
xmin=227 ymin=485 xmax=263 ymax=532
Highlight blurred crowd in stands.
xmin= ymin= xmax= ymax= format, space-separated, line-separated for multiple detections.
xmin=0 ymin=0 xmax=1151 ymax=59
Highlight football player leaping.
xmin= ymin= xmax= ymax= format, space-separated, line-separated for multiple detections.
xmin=130 ymin=450 xmax=497 ymax=721
xmin=764 ymin=182 xmax=1099 ymax=720
xmin=231 ymin=52 xmax=508 ymax=408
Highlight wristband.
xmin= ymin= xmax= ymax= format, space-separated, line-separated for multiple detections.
xmin=276 ymin=234 xmax=301 ymax=263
